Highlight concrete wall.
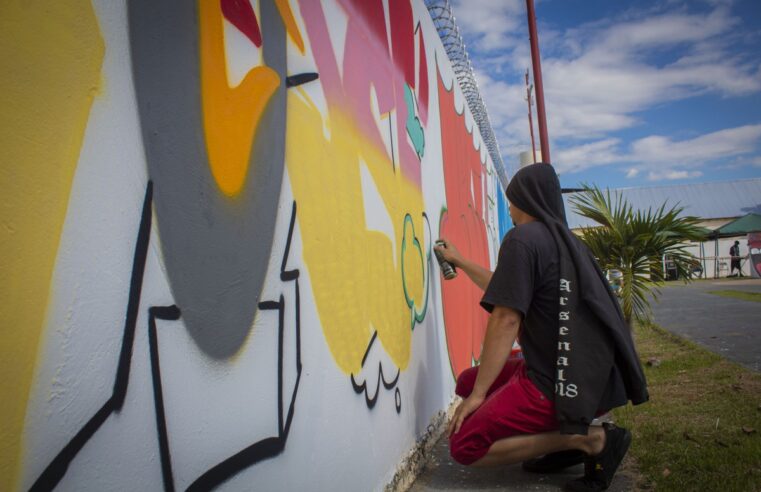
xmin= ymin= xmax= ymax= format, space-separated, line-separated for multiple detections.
xmin=1 ymin=1 xmax=507 ymax=490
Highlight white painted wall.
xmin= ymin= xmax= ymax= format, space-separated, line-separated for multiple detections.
xmin=10 ymin=1 xmax=506 ymax=491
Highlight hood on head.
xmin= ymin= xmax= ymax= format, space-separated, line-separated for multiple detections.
xmin=505 ymin=163 xmax=567 ymax=225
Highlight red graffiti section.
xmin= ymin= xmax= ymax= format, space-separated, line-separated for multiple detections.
xmin=438 ymin=73 xmax=491 ymax=378
xmin=749 ymin=233 xmax=761 ymax=277
xmin=221 ymin=0 xmax=262 ymax=47
xmin=390 ymin=0 xmax=414 ymax=87
xmin=298 ymin=0 xmax=428 ymax=184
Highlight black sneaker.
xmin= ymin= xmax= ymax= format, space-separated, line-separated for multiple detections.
xmin=522 ymin=449 xmax=586 ymax=473
xmin=564 ymin=423 xmax=631 ymax=491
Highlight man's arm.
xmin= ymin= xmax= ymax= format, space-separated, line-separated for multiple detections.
xmin=448 ymin=306 xmax=521 ymax=436
xmin=435 ymin=238 xmax=493 ymax=290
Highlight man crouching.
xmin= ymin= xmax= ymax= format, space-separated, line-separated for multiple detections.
xmin=440 ymin=163 xmax=648 ymax=492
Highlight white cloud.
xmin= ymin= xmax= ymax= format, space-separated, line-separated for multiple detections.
xmin=554 ymin=139 xmax=622 ymax=173
xmin=586 ymin=8 xmax=735 ymax=55
xmin=451 ymin=0 xmax=761 ymax=178
xmin=543 ymin=8 xmax=761 ymax=142
xmin=646 ymin=170 xmax=703 ymax=181
xmin=471 ymin=70 xmax=530 ymax=148
xmin=450 ymin=0 xmax=525 ymax=53
xmin=546 ymin=124 xmax=761 ymax=178
xmin=630 ymin=124 xmax=761 ymax=164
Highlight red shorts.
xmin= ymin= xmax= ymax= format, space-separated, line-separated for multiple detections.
xmin=449 ymin=358 xmax=558 ymax=465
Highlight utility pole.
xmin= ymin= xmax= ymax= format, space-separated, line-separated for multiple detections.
xmin=526 ymin=0 xmax=550 ymax=164
xmin=525 ymin=70 xmax=537 ymax=163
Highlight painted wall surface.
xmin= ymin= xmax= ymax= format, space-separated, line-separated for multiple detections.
xmin=496 ymin=178 xmax=514 ymax=241
xmin=749 ymin=233 xmax=761 ymax=278
xmin=1 ymin=1 xmax=507 ymax=490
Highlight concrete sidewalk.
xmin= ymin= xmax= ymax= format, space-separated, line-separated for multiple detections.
xmin=408 ymin=433 xmax=634 ymax=491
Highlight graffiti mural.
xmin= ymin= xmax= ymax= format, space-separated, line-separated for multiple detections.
xmin=496 ymin=176 xmax=514 ymax=240
xmin=0 ymin=3 xmax=104 ymax=487
xmin=291 ymin=0 xmax=433 ymax=401
xmin=129 ymin=0 xmax=312 ymax=358
xmin=437 ymin=70 xmax=493 ymax=378
xmin=3 ymin=0 xmax=508 ymax=490
xmin=27 ymin=1 xmax=311 ymax=489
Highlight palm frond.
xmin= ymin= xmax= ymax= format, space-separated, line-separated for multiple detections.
xmin=571 ymin=184 xmax=707 ymax=325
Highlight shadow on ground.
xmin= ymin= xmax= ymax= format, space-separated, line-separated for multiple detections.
xmin=409 ymin=434 xmax=634 ymax=491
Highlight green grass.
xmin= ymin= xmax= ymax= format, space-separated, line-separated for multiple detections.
xmin=707 ymin=290 xmax=761 ymax=303
xmin=613 ymin=323 xmax=761 ymax=491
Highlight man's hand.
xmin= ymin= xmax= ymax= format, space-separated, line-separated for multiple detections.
xmin=435 ymin=238 xmax=465 ymax=267
xmin=448 ymin=394 xmax=485 ymax=437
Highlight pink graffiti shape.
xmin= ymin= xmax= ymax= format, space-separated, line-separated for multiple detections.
xmin=221 ymin=0 xmax=262 ymax=47
xmin=299 ymin=0 xmax=426 ymax=186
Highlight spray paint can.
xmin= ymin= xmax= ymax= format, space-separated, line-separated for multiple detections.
xmin=434 ymin=240 xmax=458 ymax=280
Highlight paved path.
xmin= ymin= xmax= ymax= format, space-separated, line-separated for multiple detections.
xmin=649 ymin=277 xmax=761 ymax=372
xmin=409 ymin=433 xmax=633 ymax=492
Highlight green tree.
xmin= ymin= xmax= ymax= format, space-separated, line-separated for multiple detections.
xmin=570 ymin=185 xmax=706 ymax=325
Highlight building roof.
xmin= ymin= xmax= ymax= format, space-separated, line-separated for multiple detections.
xmin=563 ymin=178 xmax=761 ymax=229
xmin=711 ymin=213 xmax=761 ymax=238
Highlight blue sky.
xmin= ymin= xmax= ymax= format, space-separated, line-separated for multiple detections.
xmin=450 ymin=0 xmax=761 ymax=190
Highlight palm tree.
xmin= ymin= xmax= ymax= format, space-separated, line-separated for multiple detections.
xmin=569 ymin=185 xmax=706 ymax=325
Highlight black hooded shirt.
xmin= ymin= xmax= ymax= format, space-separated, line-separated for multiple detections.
xmin=481 ymin=163 xmax=648 ymax=434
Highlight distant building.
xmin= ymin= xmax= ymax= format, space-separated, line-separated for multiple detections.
xmin=562 ymin=178 xmax=761 ymax=278
xmin=519 ymin=150 xmax=542 ymax=168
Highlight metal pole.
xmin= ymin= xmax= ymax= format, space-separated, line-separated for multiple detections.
xmin=525 ymin=70 xmax=537 ymax=163
xmin=526 ymin=0 xmax=550 ymax=164
xmin=700 ymin=242 xmax=706 ymax=279
xmin=715 ymin=239 xmax=718 ymax=278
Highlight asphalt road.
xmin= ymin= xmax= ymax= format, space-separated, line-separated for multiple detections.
xmin=649 ymin=277 xmax=761 ymax=372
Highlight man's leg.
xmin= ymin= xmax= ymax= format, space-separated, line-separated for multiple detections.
xmin=450 ymin=361 xmax=629 ymax=489
xmin=475 ymin=424 xmax=632 ymax=492
xmin=450 ymin=361 xmax=557 ymax=466
xmin=455 ymin=358 xmax=522 ymax=399
xmin=523 ymin=413 xmax=614 ymax=473
xmin=522 ymin=449 xmax=587 ymax=473
xmin=472 ymin=428 xmax=604 ymax=466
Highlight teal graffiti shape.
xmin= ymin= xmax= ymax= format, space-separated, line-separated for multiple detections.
xmin=401 ymin=214 xmax=430 ymax=330
xmin=404 ymin=84 xmax=425 ymax=159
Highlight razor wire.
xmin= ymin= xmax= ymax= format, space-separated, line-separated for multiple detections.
xmin=425 ymin=0 xmax=509 ymax=188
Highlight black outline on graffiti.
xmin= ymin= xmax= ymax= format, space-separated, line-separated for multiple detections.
xmin=148 ymin=305 xmax=182 ymax=491
xmin=187 ymin=201 xmax=302 ymax=491
xmin=30 ymin=190 xmax=303 ymax=492
xmin=350 ymin=332 xmax=402 ymax=414
xmin=30 ymin=182 xmax=155 ymax=492
xmin=285 ymin=72 xmax=319 ymax=88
